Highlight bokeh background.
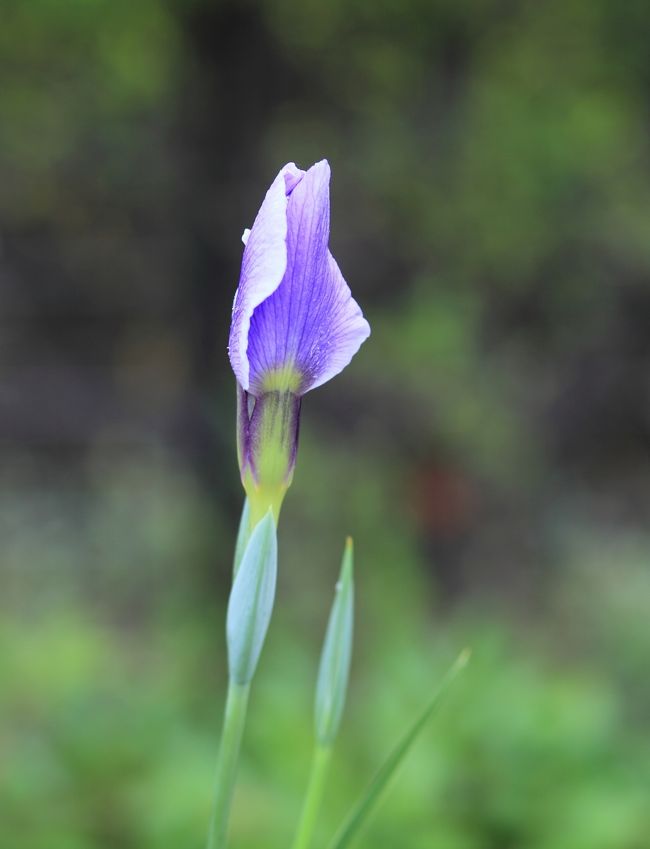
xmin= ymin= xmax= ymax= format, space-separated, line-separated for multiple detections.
xmin=2 ymin=1 xmax=649 ymax=847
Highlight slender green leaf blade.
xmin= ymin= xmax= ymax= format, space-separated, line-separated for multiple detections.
xmin=327 ymin=649 xmax=470 ymax=849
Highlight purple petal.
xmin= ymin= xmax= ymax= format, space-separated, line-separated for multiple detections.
xmin=245 ymin=161 xmax=370 ymax=395
xmin=304 ymin=251 xmax=371 ymax=392
xmin=229 ymin=162 xmax=305 ymax=390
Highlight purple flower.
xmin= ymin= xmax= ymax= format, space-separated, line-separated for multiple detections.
xmin=229 ymin=160 xmax=370 ymax=520
xmin=229 ymin=160 xmax=370 ymax=396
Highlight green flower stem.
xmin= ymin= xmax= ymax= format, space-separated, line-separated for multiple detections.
xmin=207 ymin=680 xmax=251 ymax=849
xmin=291 ymin=744 xmax=333 ymax=849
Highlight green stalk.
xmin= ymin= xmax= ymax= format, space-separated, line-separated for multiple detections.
xmin=207 ymin=680 xmax=251 ymax=849
xmin=291 ymin=744 xmax=333 ymax=849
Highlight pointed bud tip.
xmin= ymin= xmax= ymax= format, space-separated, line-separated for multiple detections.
xmin=341 ymin=536 xmax=354 ymax=581
xmin=457 ymin=648 xmax=472 ymax=669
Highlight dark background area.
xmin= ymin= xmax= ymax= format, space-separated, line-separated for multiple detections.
xmin=1 ymin=1 xmax=649 ymax=847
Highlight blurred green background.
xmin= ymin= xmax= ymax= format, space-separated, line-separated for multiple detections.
xmin=1 ymin=1 xmax=649 ymax=847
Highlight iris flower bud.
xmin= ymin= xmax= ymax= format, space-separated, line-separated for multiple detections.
xmin=228 ymin=161 xmax=370 ymax=524
xmin=315 ymin=537 xmax=354 ymax=746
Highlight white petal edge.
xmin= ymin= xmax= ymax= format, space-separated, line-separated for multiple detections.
xmin=228 ymin=163 xmax=304 ymax=390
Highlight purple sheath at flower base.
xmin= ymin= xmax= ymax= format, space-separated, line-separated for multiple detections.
xmin=229 ymin=160 xmax=370 ymax=523
xmin=236 ymin=384 xmax=302 ymax=521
